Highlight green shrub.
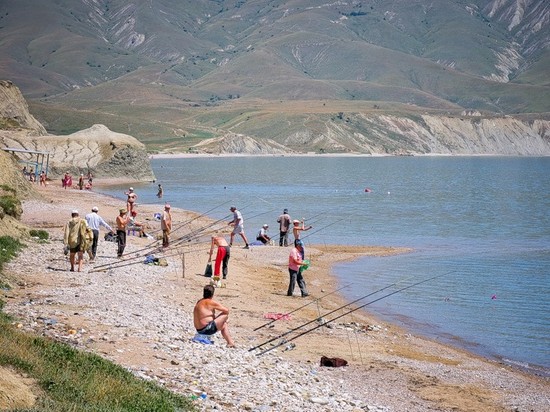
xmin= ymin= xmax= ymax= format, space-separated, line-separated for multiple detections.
xmin=0 ymin=194 xmax=22 ymax=218
xmin=29 ymin=229 xmax=50 ymax=240
xmin=0 ymin=236 xmax=23 ymax=272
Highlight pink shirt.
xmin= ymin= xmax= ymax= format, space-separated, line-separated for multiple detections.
xmin=288 ymin=247 xmax=303 ymax=271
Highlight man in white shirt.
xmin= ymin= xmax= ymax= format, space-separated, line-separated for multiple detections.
xmin=85 ymin=206 xmax=113 ymax=261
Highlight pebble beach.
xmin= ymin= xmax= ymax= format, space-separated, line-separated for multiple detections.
xmin=1 ymin=183 xmax=549 ymax=411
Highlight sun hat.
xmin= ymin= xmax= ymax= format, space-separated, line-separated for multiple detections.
xmin=293 ymin=219 xmax=300 ymax=224
xmin=119 ymin=208 xmax=127 ymax=213
xmin=263 ymin=224 xmax=268 ymax=228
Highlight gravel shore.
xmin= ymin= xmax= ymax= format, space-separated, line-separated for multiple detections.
xmin=1 ymin=185 xmax=548 ymax=411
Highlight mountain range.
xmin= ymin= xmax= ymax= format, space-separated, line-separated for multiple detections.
xmin=0 ymin=0 xmax=549 ymax=154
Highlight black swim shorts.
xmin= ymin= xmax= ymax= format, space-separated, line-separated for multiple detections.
xmin=196 ymin=320 xmax=217 ymax=336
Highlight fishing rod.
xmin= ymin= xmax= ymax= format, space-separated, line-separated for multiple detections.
xmin=270 ymin=214 xmax=326 ymax=244
xmin=253 ymin=282 xmax=353 ymax=332
xmin=300 ymin=217 xmax=347 ymax=242
xmin=89 ymin=244 xmax=207 ymax=273
xmin=90 ymin=227 xmax=210 ymax=271
xmin=120 ymin=200 xmax=234 ymax=257
xmin=169 ymin=214 xmax=232 ymax=249
xmin=255 ymin=272 xmax=451 ymax=356
xmin=167 ymin=203 xmax=265 ymax=249
xmin=248 ymin=276 xmax=412 ymax=352
xmin=92 ymin=213 xmax=232 ymax=270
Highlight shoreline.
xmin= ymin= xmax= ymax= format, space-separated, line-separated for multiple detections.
xmin=148 ymin=152 xmax=550 ymax=159
xmin=91 ymin=179 xmax=549 ymax=377
xmin=79 ymin=180 xmax=549 ymax=377
xmin=2 ymin=183 xmax=548 ymax=411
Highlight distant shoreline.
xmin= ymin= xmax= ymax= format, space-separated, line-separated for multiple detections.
xmin=148 ymin=152 xmax=542 ymax=159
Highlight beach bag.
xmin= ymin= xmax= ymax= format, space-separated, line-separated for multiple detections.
xmin=104 ymin=232 xmax=117 ymax=242
xmin=320 ymin=356 xmax=348 ymax=367
xmin=83 ymin=227 xmax=94 ymax=251
xmin=204 ymin=262 xmax=212 ymax=277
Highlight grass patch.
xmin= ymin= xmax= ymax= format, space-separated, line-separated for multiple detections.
xmin=29 ymin=229 xmax=50 ymax=240
xmin=0 ymin=194 xmax=22 ymax=219
xmin=0 ymin=236 xmax=24 ymax=273
xmin=0 ymin=235 xmax=195 ymax=411
xmin=0 ymin=327 xmax=196 ymax=411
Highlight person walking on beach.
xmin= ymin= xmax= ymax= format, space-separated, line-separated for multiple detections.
xmin=277 ymin=208 xmax=291 ymax=247
xmin=287 ymin=239 xmax=309 ymax=297
xmin=228 ymin=206 xmax=249 ymax=249
xmin=208 ymin=235 xmax=231 ymax=282
xmin=161 ymin=203 xmax=172 ymax=248
xmin=193 ymin=285 xmax=235 ymax=347
xmin=115 ymin=208 xmax=130 ymax=257
xmin=85 ymin=206 xmax=113 ymax=261
xmin=63 ymin=210 xmax=87 ymax=272
xmin=39 ymin=171 xmax=46 ymax=186
xmin=78 ymin=174 xmax=85 ymax=190
xmin=157 ymin=184 xmax=163 ymax=198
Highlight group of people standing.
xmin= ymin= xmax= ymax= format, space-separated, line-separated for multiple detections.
xmin=62 ymin=186 xmax=173 ymax=271
xmin=206 ymin=206 xmax=313 ymax=297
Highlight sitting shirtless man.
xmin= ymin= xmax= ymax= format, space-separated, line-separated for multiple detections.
xmin=193 ymin=285 xmax=235 ymax=347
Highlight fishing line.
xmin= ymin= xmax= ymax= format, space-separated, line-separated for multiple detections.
xmin=255 ymin=272 xmax=453 ymax=356
xmin=248 ymin=276 xmax=412 ymax=352
xmin=253 ymin=283 xmax=353 ymax=331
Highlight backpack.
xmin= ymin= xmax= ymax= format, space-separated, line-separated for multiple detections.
xmin=83 ymin=227 xmax=94 ymax=251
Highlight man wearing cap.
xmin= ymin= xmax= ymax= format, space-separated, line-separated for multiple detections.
xmin=85 ymin=206 xmax=113 ymax=261
xmin=63 ymin=210 xmax=87 ymax=272
xmin=256 ymin=224 xmax=271 ymax=245
xmin=115 ymin=208 xmax=130 ymax=257
xmin=161 ymin=203 xmax=172 ymax=248
xmin=277 ymin=208 xmax=291 ymax=247
xmin=228 ymin=206 xmax=249 ymax=249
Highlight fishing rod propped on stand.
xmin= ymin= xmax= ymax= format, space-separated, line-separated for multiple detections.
xmin=250 ymin=272 xmax=453 ymax=356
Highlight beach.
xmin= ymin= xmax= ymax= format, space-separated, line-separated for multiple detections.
xmin=1 ymin=182 xmax=548 ymax=411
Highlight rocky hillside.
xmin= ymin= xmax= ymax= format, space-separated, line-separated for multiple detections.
xmin=0 ymin=149 xmax=34 ymax=237
xmin=288 ymin=112 xmax=550 ymax=155
xmin=0 ymin=81 xmax=154 ymax=180
xmin=0 ymin=80 xmax=45 ymax=134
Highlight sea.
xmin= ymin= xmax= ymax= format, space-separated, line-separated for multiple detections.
xmin=99 ymin=156 xmax=550 ymax=376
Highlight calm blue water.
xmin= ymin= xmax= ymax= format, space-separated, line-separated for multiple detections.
xmin=100 ymin=156 xmax=550 ymax=375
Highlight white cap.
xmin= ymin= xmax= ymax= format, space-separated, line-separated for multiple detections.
xmin=71 ymin=209 xmax=79 ymax=215
xmin=129 ymin=187 xmax=134 ymax=191
xmin=263 ymin=224 xmax=269 ymax=228
xmin=92 ymin=206 xmax=99 ymax=212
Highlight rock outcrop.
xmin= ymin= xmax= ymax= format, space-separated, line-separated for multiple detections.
xmin=0 ymin=80 xmax=46 ymax=134
xmin=274 ymin=113 xmax=550 ymax=156
xmin=0 ymin=81 xmax=154 ymax=180
xmin=192 ymin=132 xmax=292 ymax=155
